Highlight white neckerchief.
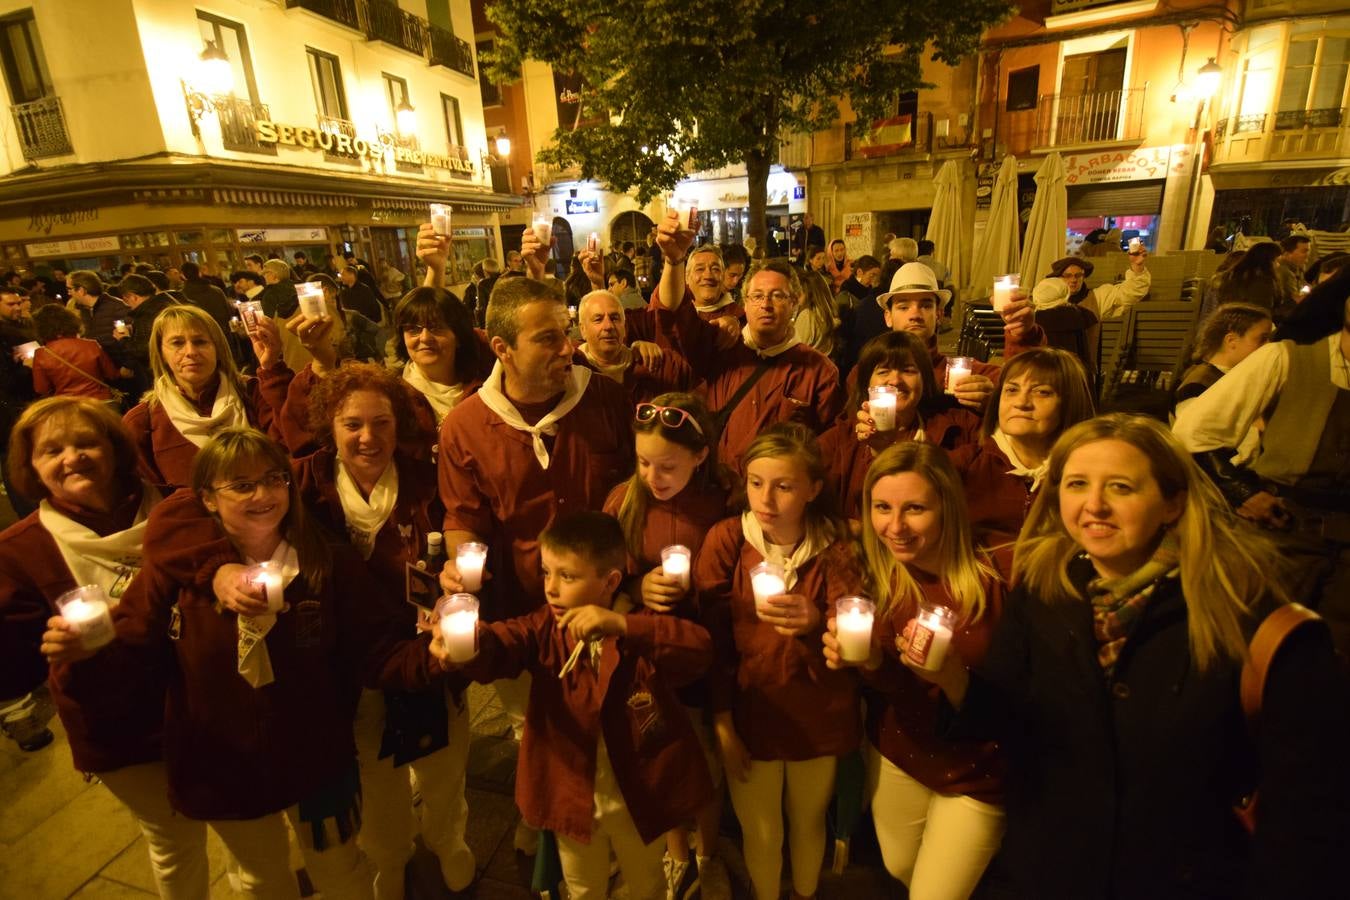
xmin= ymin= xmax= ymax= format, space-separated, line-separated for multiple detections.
xmin=475 ymin=360 xmax=591 ymax=469
xmin=741 ymin=325 xmax=799 ymax=359
xmin=402 ymin=361 xmax=464 ymax=425
xmin=335 ymin=458 xmax=399 ymax=560
xmin=236 ymin=541 xmax=300 ymax=688
xmin=153 ymin=374 xmax=247 ymax=448
xmin=695 ymin=292 xmax=736 ymax=314
xmin=38 ymin=484 xmax=160 ymax=601
xmin=740 ymin=510 xmax=830 ymax=592
xmin=993 ymin=428 xmax=1049 ymax=493
xmin=580 ymin=342 xmax=632 ymax=382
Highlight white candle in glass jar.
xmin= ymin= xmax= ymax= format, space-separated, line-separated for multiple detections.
xmin=674 ymin=201 xmax=699 ymax=232
xmin=532 ymin=217 xmax=552 ymax=245
xmin=430 ymin=203 xmax=452 ymax=237
xmin=587 ymin=231 xmax=600 ymax=254
xmin=246 ymin=561 xmax=286 ymax=613
xmin=946 ymin=357 xmax=973 ymax=394
xmin=296 ymin=282 xmax=327 ymax=321
xmin=456 ymin=541 xmax=487 ymax=593
xmin=436 ymin=593 xmax=479 ymax=662
xmin=905 ymin=603 xmax=955 ymax=672
xmin=57 ymin=585 xmax=115 ymax=650
xmin=749 ymin=561 xmax=787 ymax=620
xmin=835 ymin=596 xmax=875 ymax=663
xmin=661 ymin=544 xmax=692 ymax=589
xmin=992 ymin=274 xmax=1019 ymax=312
xmin=868 ymin=385 xmax=898 ymax=432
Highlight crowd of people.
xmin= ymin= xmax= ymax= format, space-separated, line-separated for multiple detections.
xmin=1 ymin=208 xmax=1348 ymax=900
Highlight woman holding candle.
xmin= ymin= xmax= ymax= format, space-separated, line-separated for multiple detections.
xmin=603 ymin=392 xmax=732 ymax=898
xmin=822 ymin=442 xmax=1009 ymax=899
xmin=103 ymin=427 xmax=439 ymax=900
xmin=948 ymin=348 xmax=1095 ymax=543
xmin=123 ymin=305 xmax=291 ymax=487
xmin=2 ymin=397 xmax=201 ymax=896
xmin=291 ymin=360 xmax=476 ymax=900
xmin=696 ymin=422 xmax=864 ymax=900
xmin=821 ymin=331 xmax=980 ymax=521
xmin=905 ymin=414 xmax=1350 ymax=898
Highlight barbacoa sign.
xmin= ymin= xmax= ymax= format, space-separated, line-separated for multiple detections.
xmin=254 ymin=121 xmax=476 ymax=174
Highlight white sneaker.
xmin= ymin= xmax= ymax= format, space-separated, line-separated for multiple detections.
xmin=663 ymin=853 xmax=693 ymax=900
xmin=695 ymin=855 xmax=731 ymax=900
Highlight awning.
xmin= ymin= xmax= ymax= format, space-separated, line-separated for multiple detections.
xmin=1066 ymin=180 xmax=1163 ymax=217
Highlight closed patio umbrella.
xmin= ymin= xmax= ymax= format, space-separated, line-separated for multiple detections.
xmin=968 ymin=155 xmax=1021 ymax=303
xmin=924 ymin=159 xmax=966 ymax=301
xmin=1020 ymin=151 xmax=1068 ymax=290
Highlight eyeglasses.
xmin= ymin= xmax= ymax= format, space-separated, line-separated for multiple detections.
xmin=745 ymin=290 xmax=792 ymax=305
xmin=401 ymin=324 xmax=451 ymax=337
xmin=211 ymin=470 xmax=291 ymax=499
xmin=635 ymin=403 xmax=704 ymax=436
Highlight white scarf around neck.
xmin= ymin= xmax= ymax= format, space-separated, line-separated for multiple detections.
xmin=39 ymin=484 xmax=161 ymax=601
xmin=993 ymin=428 xmax=1049 ymax=493
xmin=741 ymin=324 xmax=799 ymax=359
xmin=695 ymin=292 xmax=736 ymax=314
xmin=154 ymin=373 xmax=246 ymax=448
xmin=475 ymin=360 xmax=591 ymax=469
xmin=580 ymin=342 xmax=632 ymax=382
xmin=740 ymin=510 xmax=830 ymax=593
xmin=237 ymin=541 xmax=300 ymax=688
xmin=402 ymin=361 xmax=464 ymax=424
xmin=335 ymin=458 xmax=399 ymax=559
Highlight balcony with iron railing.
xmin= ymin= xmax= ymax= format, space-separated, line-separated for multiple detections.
xmin=216 ymin=97 xmax=276 ymax=155
xmin=285 ymin=0 xmax=473 ymax=77
xmin=11 ymin=95 xmax=74 ymax=160
xmin=1212 ymin=106 xmax=1350 ymax=165
xmin=993 ymin=86 xmax=1147 ymax=155
xmin=317 ymin=113 xmax=361 ymax=163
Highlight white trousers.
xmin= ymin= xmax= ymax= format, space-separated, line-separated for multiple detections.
xmin=865 ymin=744 xmax=1005 ymax=900
xmin=555 ymin=739 xmax=665 ymax=900
xmin=493 ymin=671 xmax=531 ymax=741
xmin=353 ymin=686 xmax=475 ymax=900
xmin=726 ymin=756 xmax=837 ymax=900
xmin=98 ymin=761 xmax=211 ymax=899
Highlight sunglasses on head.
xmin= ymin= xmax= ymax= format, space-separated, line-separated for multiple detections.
xmin=635 ymin=403 xmax=704 ymax=436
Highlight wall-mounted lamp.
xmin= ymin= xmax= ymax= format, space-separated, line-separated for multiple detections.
xmin=395 ymin=99 xmax=417 ymax=135
xmin=1195 ymin=58 xmax=1222 ymax=101
xmin=182 ymin=42 xmax=235 ymax=138
xmin=494 ymin=131 xmax=511 ymax=158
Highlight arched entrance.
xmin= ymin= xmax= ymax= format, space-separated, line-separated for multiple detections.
xmin=551 ymin=216 xmax=573 ymax=279
xmin=609 ymin=210 xmax=654 ymax=250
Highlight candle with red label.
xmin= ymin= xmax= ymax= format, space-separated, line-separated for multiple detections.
xmin=244 ymin=561 xmax=285 ymax=613
xmin=904 ymin=602 xmax=955 ymax=672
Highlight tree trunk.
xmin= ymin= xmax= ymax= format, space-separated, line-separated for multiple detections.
xmin=745 ymin=147 xmax=770 ymax=256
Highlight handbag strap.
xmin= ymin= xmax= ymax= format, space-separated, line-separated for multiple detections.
xmin=1238 ymin=602 xmax=1322 ymax=731
xmin=37 ymin=346 xmax=123 ymax=395
xmin=711 ymin=359 xmax=773 ymax=435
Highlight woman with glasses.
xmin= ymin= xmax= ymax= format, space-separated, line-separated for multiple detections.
xmin=83 ymin=427 xmax=438 ymax=899
xmin=290 ymin=361 xmax=475 ymax=899
xmin=822 ymin=443 xmax=1008 ymax=898
xmin=696 ymin=422 xmax=864 ymax=900
xmin=123 ymin=305 xmax=291 ymax=488
xmin=6 ymin=398 xmax=204 ymax=896
xmin=603 ymin=393 xmax=733 ymax=899
xmin=822 ymin=331 xmax=981 ymax=521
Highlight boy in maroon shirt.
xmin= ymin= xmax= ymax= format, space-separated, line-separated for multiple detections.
xmin=431 ymin=511 xmax=714 ymax=899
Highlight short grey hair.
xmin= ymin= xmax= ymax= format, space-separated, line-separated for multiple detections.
xmin=485 ymin=276 xmax=564 ymax=347
xmin=685 ymin=245 xmax=724 ymax=273
xmin=262 ymin=259 xmax=292 ymax=281
xmin=578 ymin=289 xmax=624 ymax=323
xmin=893 ymin=238 xmax=918 ymax=262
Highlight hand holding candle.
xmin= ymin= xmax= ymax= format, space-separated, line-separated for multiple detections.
xmin=945 ymin=357 xmax=973 ymax=395
xmin=903 ymin=602 xmax=955 ymax=672
xmin=867 ymin=385 xmax=898 ymax=432
xmin=56 ymin=585 xmax=115 ymax=651
xmin=430 ymin=203 xmax=452 ymax=237
xmin=992 ymin=274 xmax=1020 ymax=312
xmin=660 ymin=544 xmax=692 ymax=590
xmin=435 ymin=593 xmax=479 ymax=663
xmin=834 ymin=596 xmax=875 ymax=663
xmin=455 ymin=542 xmax=488 ymax=593
xmin=749 ymin=561 xmax=787 ymax=621
xmin=243 ymin=561 xmax=285 ymax=613
xmin=296 ymin=281 xmax=328 ymax=321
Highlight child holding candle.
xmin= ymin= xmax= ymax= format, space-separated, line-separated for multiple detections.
xmin=429 ymin=511 xmax=715 ymax=900
xmin=822 ymin=442 xmax=1009 ymax=899
xmin=603 ymin=393 xmax=732 ymax=898
xmin=696 ymin=422 xmax=864 ymax=900
xmin=820 ymin=332 xmax=980 ymax=521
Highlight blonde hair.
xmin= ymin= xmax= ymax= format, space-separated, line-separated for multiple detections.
xmin=1015 ymin=414 xmax=1285 ymax=671
xmin=859 ymin=443 xmax=992 ymax=623
xmin=740 ymin=422 xmax=842 ymax=544
xmin=147 ymin=305 xmax=246 ymax=408
xmin=190 ymin=427 xmax=330 ymax=592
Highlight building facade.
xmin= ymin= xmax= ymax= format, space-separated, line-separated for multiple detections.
xmin=0 ymin=0 xmax=517 ymax=286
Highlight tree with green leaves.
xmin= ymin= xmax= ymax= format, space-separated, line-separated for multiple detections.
xmin=485 ymin=0 xmax=1013 ymax=246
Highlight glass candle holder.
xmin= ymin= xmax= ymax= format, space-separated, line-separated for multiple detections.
xmin=436 ymin=593 xmax=479 ymax=663
xmin=835 ymin=596 xmax=875 ymax=663
xmin=660 ymin=544 xmax=692 ymax=589
xmin=455 ymin=541 xmax=487 ymax=593
xmin=56 ymin=584 xmax=115 ymax=651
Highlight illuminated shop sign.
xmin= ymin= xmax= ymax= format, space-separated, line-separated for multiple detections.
xmin=253 ymin=121 xmax=477 ymax=174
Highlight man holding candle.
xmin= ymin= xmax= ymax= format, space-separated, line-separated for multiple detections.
xmin=653 ymin=212 xmax=842 ymax=474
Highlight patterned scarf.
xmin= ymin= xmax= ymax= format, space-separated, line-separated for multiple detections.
xmin=1088 ymin=530 xmax=1180 ymax=677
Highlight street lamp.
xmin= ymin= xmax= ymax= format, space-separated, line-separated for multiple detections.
xmin=494 ymin=131 xmax=511 ymax=158
xmin=1195 ymin=58 xmax=1222 ymax=100
xmin=1180 ymin=56 xmax=1224 ymax=248
xmin=394 ymin=99 xmax=416 ymax=136
xmin=182 ymin=42 xmax=235 ymax=138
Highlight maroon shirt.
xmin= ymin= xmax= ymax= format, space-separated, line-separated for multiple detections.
xmin=949 ymin=438 xmax=1035 ymax=544
xmin=463 ymin=604 xmax=714 ymax=844
xmin=32 ymin=336 xmax=121 ymax=400
xmin=695 ymin=516 xmax=863 ymax=760
xmin=437 ymin=376 xmax=634 ymax=620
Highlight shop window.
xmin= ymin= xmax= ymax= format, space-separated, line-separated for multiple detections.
xmin=1275 ymin=33 xmax=1350 ymax=130
xmin=209 ymin=229 xmax=232 ymax=244
xmin=307 ymin=47 xmax=349 ymax=120
xmin=477 ymin=40 xmax=500 ymax=107
xmin=176 ymin=230 xmax=205 ymax=244
xmin=1007 ymin=66 xmax=1039 ymax=112
xmin=0 ymin=10 xmax=51 ymax=104
xmin=442 ymin=93 xmax=464 ymax=148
